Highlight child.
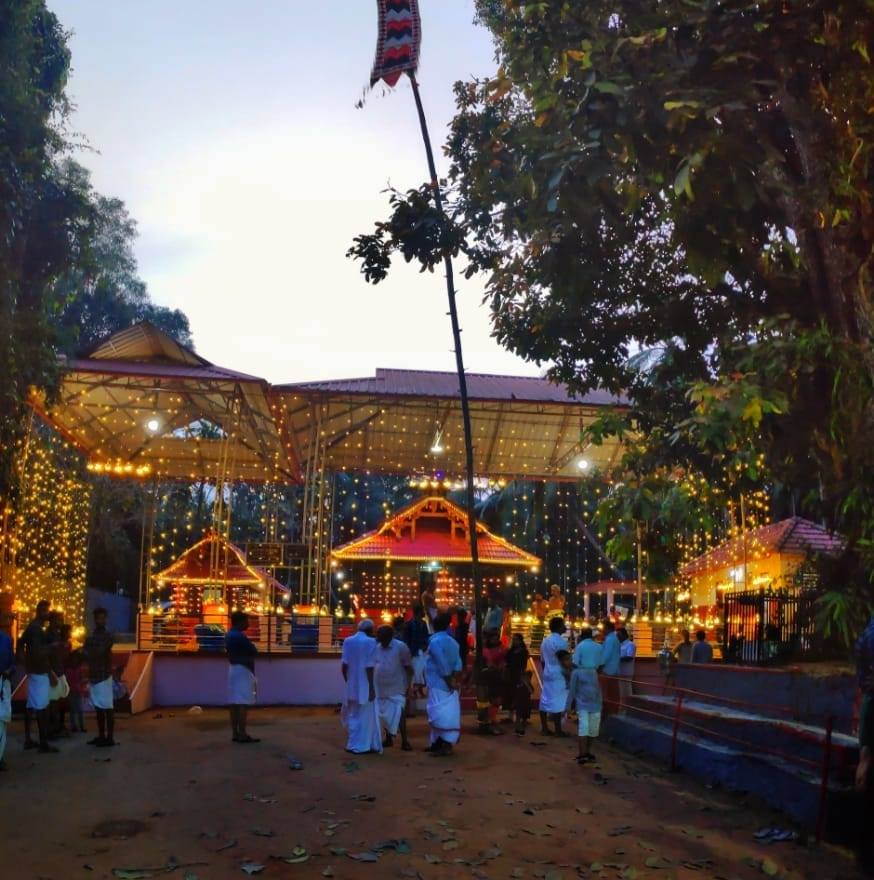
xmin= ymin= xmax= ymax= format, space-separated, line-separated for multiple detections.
xmin=226 ymin=611 xmax=259 ymax=744
xmin=565 ymin=626 xmax=604 ymax=764
xmin=514 ymin=668 xmax=534 ymax=736
xmin=504 ymin=632 xmax=530 ymax=723
xmin=64 ymin=649 xmax=86 ymax=733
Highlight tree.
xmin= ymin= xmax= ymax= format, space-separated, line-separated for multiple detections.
xmin=349 ymin=0 xmax=874 ymax=608
xmin=0 ymin=2 xmax=92 ymax=498
xmin=53 ymin=167 xmax=191 ymax=355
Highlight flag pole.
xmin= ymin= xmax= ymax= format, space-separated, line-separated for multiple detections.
xmin=407 ymin=70 xmax=484 ymax=671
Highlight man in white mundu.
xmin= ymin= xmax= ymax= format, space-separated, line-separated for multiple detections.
xmin=425 ymin=612 xmax=463 ymax=756
xmin=539 ymin=616 xmax=570 ymax=737
xmin=341 ymin=619 xmax=382 ymax=754
xmin=374 ymin=624 xmax=413 ymax=750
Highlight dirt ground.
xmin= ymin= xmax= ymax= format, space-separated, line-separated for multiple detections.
xmin=0 ymin=708 xmax=864 ymax=880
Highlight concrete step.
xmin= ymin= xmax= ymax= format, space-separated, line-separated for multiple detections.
xmin=624 ymin=694 xmax=858 ymax=772
xmin=604 ymin=712 xmax=855 ymax=831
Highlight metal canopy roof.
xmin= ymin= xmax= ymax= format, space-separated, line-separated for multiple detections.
xmin=37 ymin=323 xmax=291 ymax=482
xmin=276 ymin=368 xmax=626 ymax=481
xmin=38 ymin=324 xmax=626 ymax=483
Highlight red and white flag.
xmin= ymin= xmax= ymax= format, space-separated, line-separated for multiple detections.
xmin=370 ymin=0 xmax=422 ymax=87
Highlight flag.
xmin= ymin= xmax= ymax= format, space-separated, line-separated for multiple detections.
xmin=370 ymin=0 xmax=421 ymax=88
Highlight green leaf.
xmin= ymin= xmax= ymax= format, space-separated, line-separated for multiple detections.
xmin=593 ymin=81 xmax=625 ymax=95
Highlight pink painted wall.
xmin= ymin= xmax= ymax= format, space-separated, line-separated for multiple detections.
xmin=152 ymin=654 xmax=346 ymax=707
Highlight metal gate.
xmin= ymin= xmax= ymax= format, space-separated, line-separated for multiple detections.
xmin=723 ymin=590 xmax=819 ymax=665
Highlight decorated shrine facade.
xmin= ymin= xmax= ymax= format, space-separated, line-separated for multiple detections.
xmin=331 ymin=495 xmax=541 ymax=615
xmin=680 ymin=516 xmax=844 ymax=614
xmin=152 ymin=530 xmax=286 ymax=621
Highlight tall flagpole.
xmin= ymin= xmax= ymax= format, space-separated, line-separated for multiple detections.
xmin=408 ymin=71 xmax=484 ymax=671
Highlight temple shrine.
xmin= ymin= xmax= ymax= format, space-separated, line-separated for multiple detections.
xmin=331 ymin=494 xmax=541 ymax=617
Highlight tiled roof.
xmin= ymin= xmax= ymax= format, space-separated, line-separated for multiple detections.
xmin=154 ymin=531 xmax=264 ymax=585
xmin=333 ymin=495 xmax=541 ymax=566
xmin=282 ymin=367 xmax=625 ymax=406
xmin=680 ymin=517 xmax=845 ymax=578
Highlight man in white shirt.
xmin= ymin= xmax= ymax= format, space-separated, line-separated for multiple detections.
xmin=539 ymin=616 xmax=570 ymax=737
xmin=340 ymin=619 xmax=382 ymax=754
xmin=375 ymin=624 xmax=413 ymax=751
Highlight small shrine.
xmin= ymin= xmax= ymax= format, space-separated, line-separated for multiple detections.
xmin=331 ymin=495 xmax=541 ymax=616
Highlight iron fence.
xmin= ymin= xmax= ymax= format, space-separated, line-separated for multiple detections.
xmin=723 ymin=590 xmax=821 ymax=665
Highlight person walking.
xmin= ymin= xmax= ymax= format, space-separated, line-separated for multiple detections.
xmin=18 ymin=600 xmax=56 ymax=753
xmin=226 ymin=611 xmax=259 ymax=743
xmin=84 ymin=607 xmax=117 ymax=747
xmin=539 ymin=616 xmax=570 ymax=737
xmin=341 ymin=619 xmax=381 ymax=754
xmin=425 ymin=612 xmax=463 ymax=756
xmin=374 ymin=624 xmax=413 ymax=751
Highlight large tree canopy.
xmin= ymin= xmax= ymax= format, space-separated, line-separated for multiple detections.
xmin=0 ymin=2 xmax=190 ymax=500
xmin=350 ymin=0 xmax=874 ymax=611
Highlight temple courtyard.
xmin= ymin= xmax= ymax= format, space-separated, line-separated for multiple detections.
xmin=0 ymin=708 xmax=864 ymax=880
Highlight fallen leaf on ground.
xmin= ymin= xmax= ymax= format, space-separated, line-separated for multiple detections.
xmin=424 ymin=854 xmax=442 ymax=864
xmin=645 ymin=856 xmax=673 ymax=869
xmin=761 ymin=858 xmax=780 ymax=876
xmin=112 ymin=872 xmax=154 ymax=880
xmin=251 ymin=827 xmax=275 ymax=838
xmin=322 ymin=870 xmax=334 ymax=878
xmin=442 ymin=840 xmax=459 ymax=851
xmin=343 ymin=761 xmax=360 ymax=773
xmin=240 ymin=864 xmax=265 ymax=875
xmin=608 ymin=826 xmax=632 ymax=837
xmin=274 ymin=847 xmax=309 ymax=865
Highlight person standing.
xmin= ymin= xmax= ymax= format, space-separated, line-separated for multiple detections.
xmin=47 ymin=616 xmax=71 ymax=737
xmin=64 ymin=649 xmax=86 ymax=733
xmin=341 ymin=619 xmax=381 ymax=754
xmin=0 ymin=613 xmax=15 ymax=769
xmin=374 ymin=624 xmax=413 ymax=751
xmin=566 ymin=627 xmax=604 ymax=764
xmin=480 ymin=629 xmax=507 ymax=735
xmin=539 ymin=616 xmax=570 ymax=737
xmin=18 ymin=600 xmax=56 ymax=753
xmin=674 ymin=629 xmax=694 ymax=664
xmin=226 ymin=611 xmax=259 ymax=743
xmin=503 ymin=632 xmax=530 ymax=723
xmin=425 ymin=612 xmax=463 ymax=756
xmin=600 ymin=620 xmax=621 ymax=716
xmin=84 ymin=607 xmax=116 ymax=747
xmin=618 ymin=627 xmax=636 ymax=708
xmin=691 ymin=630 xmax=714 ymax=663
xmin=403 ymin=603 xmax=430 ymax=711
xmin=454 ymin=609 xmax=471 ymax=678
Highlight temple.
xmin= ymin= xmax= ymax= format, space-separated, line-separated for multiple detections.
xmin=331 ymin=494 xmax=541 ymax=616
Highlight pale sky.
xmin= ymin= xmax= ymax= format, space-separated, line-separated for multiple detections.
xmin=51 ymin=1 xmax=542 ymax=383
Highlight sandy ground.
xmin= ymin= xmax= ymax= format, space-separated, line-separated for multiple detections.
xmin=0 ymin=708 xmax=864 ymax=880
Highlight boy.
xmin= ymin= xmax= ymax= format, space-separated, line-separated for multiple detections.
xmin=226 ymin=611 xmax=259 ymax=744
xmin=565 ymin=626 xmax=604 ymax=764
xmin=85 ymin=607 xmax=117 ymax=747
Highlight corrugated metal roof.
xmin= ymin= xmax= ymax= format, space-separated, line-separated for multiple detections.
xmin=680 ymin=517 xmax=845 ymax=577
xmin=282 ymin=367 xmax=625 ymax=406
xmin=65 ymin=357 xmax=264 ymax=384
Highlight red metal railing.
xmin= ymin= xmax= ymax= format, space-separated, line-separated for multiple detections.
xmin=599 ymin=674 xmax=854 ymax=840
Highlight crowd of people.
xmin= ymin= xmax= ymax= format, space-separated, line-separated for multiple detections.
xmin=0 ymin=601 xmax=123 ymax=770
xmin=224 ymin=594 xmax=671 ymax=764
